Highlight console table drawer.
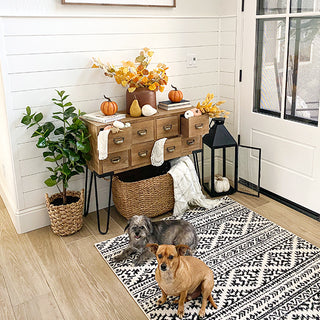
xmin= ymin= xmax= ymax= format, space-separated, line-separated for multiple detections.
xmin=181 ymin=136 xmax=201 ymax=154
xmin=108 ymin=128 xmax=132 ymax=153
xmin=131 ymin=141 xmax=154 ymax=167
xmin=164 ymin=137 xmax=181 ymax=161
xmin=131 ymin=120 xmax=154 ymax=144
xmin=156 ymin=115 xmax=179 ymax=139
xmin=102 ymin=150 xmax=129 ymax=172
xmin=181 ymin=114 xmax=209 ymax=137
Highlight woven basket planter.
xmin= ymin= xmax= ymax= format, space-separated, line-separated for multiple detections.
xmin=45 ymin=189 xmax=84 ymax=236
xmin=112 ymin=173 xmax=174 ymax=219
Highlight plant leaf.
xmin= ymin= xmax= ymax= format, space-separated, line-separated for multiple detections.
xmin=42 ymin=122 xmax=55 ymax=138
xmin=55 ymin=154 xmax=63 ymax=161
xmin=64 ymin=106 xmax=76 ymax=119
xmin=68 ymin=150 xmax=80 ymax=162
xmin=31 ymin=129 xmax=41 ymax=138
xmin=44 ymin=177 xmax=57 ymax=187
xmin=21 ymin=115 xmax=32 ymax=125
xmin=44 ymin=157 xmax=56 ymax=162
xmin=76 ymin=141 xmax=90 ymax=153
xmin=52 ymin=115 xmax=64 ymax=121
xmin=37 ymin=137 xmax=47 ymax=148
xmin=34 ymin=113 xmax=43 ymax=123
xmin=75 ymin=165 xmax=84 ymax=173
xmin=62 ymin=163 xmax=71 ymax=176
xmin=43 ymin=151 xmax=53 ymax=157
xmin=53 ymin=102 xmax=64 ymax=108
xmin=54 ymin=127 xmax=64 ymax=135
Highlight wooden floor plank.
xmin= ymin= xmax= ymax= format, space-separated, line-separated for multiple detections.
xmin=13 ymin=293 xmax=64 ymax=320
xmin=84 ymin=208 xmax=125 ymax=243
xmin=67 ymin=235 xmax=147 ymax=320
xmin=27 ymin=227 xmax=122 ymax=320
xmin=0 ymin=207 xmax=50 ymax=307
xmin=60 ymin=223 xmax=92 ymax=245
xmin=0 ymin=274 xmax=16 ymax=320
xmin=254 ymin=201 xmax=320 ymax=248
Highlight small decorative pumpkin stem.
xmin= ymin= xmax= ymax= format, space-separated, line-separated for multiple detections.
xmin=103 ymin=95 xmax=111 ymax=102
xmin=171 ymin=85 xmax=178 ymax=91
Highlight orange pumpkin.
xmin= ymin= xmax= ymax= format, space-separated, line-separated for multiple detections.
xmin=168 ymin=85 xmax=183 ymax=103
xmin=100 ymin=95 xmax=118 ymax=116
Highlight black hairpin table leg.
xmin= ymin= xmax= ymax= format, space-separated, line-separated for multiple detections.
xmin=84 ymin=167 xmax=114 ymax=234
xmin=94 ymin=171 xmax=114 ymax=234
xmin=84 ymin=166 xmax=93 ymax=217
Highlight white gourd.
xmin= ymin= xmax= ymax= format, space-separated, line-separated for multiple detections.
xmin=142 ymin=104 xmax=157 ymax=116
xmin=214 ymin=176 xmax=230 ymax=193
xmin=113 ymin=120 xmax=125 ymax=129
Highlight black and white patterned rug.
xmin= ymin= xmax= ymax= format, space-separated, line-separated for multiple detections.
xmin=95 ymin=197 xmax=320 ymax=319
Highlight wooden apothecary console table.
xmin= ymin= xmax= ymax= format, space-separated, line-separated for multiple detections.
xmin=82 ymin=108 xmax=209 ymax=234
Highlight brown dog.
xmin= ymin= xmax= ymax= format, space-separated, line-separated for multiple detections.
xmin=147 ymin=243 xmax=217 ymax=318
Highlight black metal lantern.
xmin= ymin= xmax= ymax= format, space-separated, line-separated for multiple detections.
xmin=202 ymin=118 xmax=238 ymax=197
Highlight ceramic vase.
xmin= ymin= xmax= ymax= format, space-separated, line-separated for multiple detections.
xmin=126 ymin=87 xmax=156 ymax=114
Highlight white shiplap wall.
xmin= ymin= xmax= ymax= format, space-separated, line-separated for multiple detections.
xmin=0 ymin=14 xmax=237 ymax=233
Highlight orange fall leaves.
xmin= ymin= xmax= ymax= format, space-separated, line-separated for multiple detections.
xmin=196 ymin=93 xmax=229 ymax=118
xmin=92 ymin=48 xmax=168 ymax=93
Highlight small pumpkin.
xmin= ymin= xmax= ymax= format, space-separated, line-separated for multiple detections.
xmin=168 ymin=85 xmax=183 ymax=103
xmin=214 ymin=175 xmax=230 ymax=193
xmin=100 ymin=95 xmax=118 ymax=116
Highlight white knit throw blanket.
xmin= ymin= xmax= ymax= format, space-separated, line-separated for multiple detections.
xmin=168 ymin=156 xmax=221 ymax=217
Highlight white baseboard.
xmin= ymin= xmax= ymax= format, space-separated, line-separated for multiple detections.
xmin=1 ymin=186 xmax=112 ymax=234
xmin=15 ymin=205 xmax=51 ymax=234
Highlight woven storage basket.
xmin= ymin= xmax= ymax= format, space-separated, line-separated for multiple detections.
xmin=112 ymin=172 xmax=174 ymax=219
xmin=45 ymin=189 xmax=84 ymax=236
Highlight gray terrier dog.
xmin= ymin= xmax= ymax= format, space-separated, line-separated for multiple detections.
xmin=114 ymin=215 xmax=198 ymax=266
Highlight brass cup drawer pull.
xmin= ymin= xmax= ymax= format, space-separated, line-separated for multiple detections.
xmin=113 ymin=137 xmax=124 ymax=145
xmin=166 ymin=146 xmax=176 ymax=153
xmin=110 ymin=156 xmax=121 ymax=164
xmin=137 ymin=129 xmax=147 ymax=136
xmin=163 ymin=124 xmax=172 ymax=131
xmin=138 ymin=150 xmax=148 ymax=158
xmin=195 ymin=123 xmax=204 ymax=129
xmin=187 ymin=139 xmax=195 ymax=146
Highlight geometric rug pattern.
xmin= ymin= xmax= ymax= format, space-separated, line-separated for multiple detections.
xmin=95 ymin=197 xmax=320 ymax=319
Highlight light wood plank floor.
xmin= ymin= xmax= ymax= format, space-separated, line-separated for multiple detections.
xmin=0 ymin=193 xmax=319 ymax=320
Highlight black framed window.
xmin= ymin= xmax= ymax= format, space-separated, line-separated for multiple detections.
xmin=254 ymin=0 xmax=320 ymax=126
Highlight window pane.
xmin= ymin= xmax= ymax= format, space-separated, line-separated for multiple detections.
xmin=291 ymin=0 xmax=320 ymax=13
xmin=254 ymin=19 xmax=286 ymax=115
xmin=285 ymin=18 xmax=320 ymax=125
xmin=257 ymin=0 xmax=287 ymax=14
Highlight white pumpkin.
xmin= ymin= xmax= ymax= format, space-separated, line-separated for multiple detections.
xmin=112 ymin=120 xmax=125 ymax=129
xmin=142 ymin=104 xmax=157 ymax=116
xmin=214 ymin=175 xmax=230 ymax=193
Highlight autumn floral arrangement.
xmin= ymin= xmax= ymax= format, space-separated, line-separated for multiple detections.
xmin=196 ymin=93 xmax=229 ymax=118
xmin=92 ymin=47 xmax=168 ymax=93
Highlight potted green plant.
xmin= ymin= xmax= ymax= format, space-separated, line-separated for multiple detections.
xmin=21 ymin=90 xmax=91 ymax=236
